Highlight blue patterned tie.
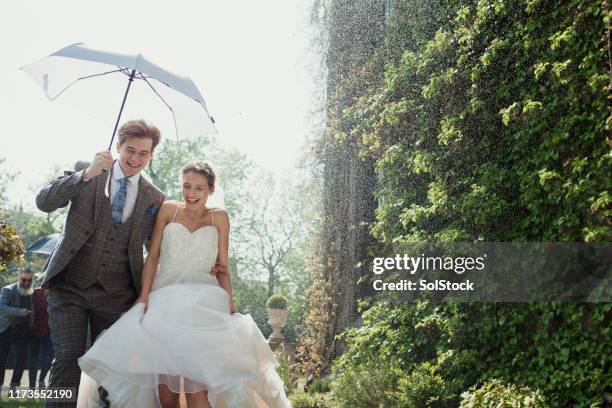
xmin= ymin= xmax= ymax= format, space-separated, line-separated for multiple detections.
xmin=111 ymin=177 xmax=127 ymax=224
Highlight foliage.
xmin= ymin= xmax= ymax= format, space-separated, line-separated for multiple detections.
xmin=0 ymin=158 xmax=17 ymax=208
xmin=1 ymin=402 xmax=44 ymax=408
xmin=290 ymin=392 xmax=331 ymax=408
xmin=233 ymin=276 xmax=306 ymax=344
xmin=266 ymin=294 xmax=289 ymax=310
xmin=0 ymin=213 xmax=25 ymax=272
xmin=334 ymin=300 xmax=447 ymax=372
xmin=1 ymin=207 xmax=56 ymax=282
xmin=0 ymin=160 xmax=23 ymax=273
xmin=276 ymin=252 xmax=312 ymax=343
xmin=330 ymin=300 xmax=611 ymax=407
xmin=274 ymin=346 xmax=299 ymax=397
xmin=330 ymin=363 xmax=403 ymax=408
xmin=354 ymin=0 xmax=611 ymax=243
xmin=393 ymin=362 xmax=456 ymax=408
xmin=294 ymin=261 xmax=335 ymax=378
xmin=235 ymin=171 xmax=312 ymax=297
xmin=3 ymin=207 xmax=56 ymax=249
xmin=306 ymin=376 xmax=331 ymax=394
xmin=231 ymin=268 xmax=271 ymax=337
xmin=460 ymin=379 xmax=548 ymax=408
xmin=315 ymin=0 xmax=612 ymax=406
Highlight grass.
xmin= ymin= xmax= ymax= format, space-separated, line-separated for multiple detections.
xmin=0 ymin=401 xmax=45 ymax=407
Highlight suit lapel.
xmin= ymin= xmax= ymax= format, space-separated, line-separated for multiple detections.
xmin=129 ymin=177 xmax=150 ymax=245
xmin=94 ymin=169 xmax=112 ymax=224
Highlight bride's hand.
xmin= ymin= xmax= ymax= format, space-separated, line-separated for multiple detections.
xmin=229 ymin=301 xmax=238 ymax=315
xmin=210 ymin=262 xmax=228 ymax=276
xmin=135 ymin=293 xmax=150 ymax=312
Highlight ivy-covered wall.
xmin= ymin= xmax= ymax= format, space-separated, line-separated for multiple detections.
xmin=312 ymin=0 xmax=611 ymax=405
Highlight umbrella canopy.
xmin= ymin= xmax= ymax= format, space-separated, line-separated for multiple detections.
xmin=21 ymin=43 xmax=217 ymax=144
xmin=26 ymin=233 xmax=60 ymax=255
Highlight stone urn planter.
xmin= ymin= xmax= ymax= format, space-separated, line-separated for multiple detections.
xmin=266 ymin=294 xmax=288 ymax=351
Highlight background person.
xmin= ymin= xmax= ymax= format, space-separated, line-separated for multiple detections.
xmin=29 ymin=286 xmax=53 ymax=390
xmin=0 ymin=266 xmax=35 ymax=393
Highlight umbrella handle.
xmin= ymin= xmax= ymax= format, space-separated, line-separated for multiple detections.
xmin=104 ymin=169 xmax=111 ymax=197
xmin=107 ymin=69 xmax=137 ymax=149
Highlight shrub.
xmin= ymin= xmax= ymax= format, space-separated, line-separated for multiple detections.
xmin=307 ymin=376 xmax=331 ymax=394
xmin=290 ymin=392 xmax=330 ymax=408
xmin=274 ymin=347 xmax=297 ymax=396
xmin=460 ymin=379 xmax=548 ymax=408
xmin=0 ymin=219 xmax=24 ymax=271
xmin=334 ymin=301 xmax=448 ymax=373
xmin=330 ymin=364 xmax=403 ymax=408
xmin=394 ymin=362 xmax=455 ymax=408
xmin=266 ymin=294 xmax=288 ymax=310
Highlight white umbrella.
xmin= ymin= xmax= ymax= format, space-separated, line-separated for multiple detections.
xmin=21 ymin=42 xmax=217 ymax=147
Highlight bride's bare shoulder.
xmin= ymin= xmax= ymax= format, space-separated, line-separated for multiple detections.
xmin=158 ymin=200 xmax=181 ymax=220
xmin=210 ymin=208 xmax=229 ymax=225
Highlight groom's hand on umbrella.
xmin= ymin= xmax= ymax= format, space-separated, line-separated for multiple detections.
xmin=83 ymin=150 xmax=113 ymax=181
xmin=210 ymin=262 xmax=228 ymax=277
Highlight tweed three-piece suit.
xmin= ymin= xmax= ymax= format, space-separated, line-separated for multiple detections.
xmin=36 ymin=166 xmax=164 ymax=407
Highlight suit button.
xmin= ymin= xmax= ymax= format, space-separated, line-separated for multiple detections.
xmin=104 ymin=250 xmax=110 ymax=254
xmin=84 ymin=230 xmax=90 ymax=235
xmin=101 ymin=263 xmax=106 ymax=267
xmin=110 ymin=238 xmax=114 ymax=242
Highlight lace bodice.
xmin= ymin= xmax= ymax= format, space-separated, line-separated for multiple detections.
xmin=152 ymin=222 xmax=220 ymax=291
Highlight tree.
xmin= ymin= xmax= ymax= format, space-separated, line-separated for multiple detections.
xmin=234 ymin=171 xmax=312 ymax=298
xmin=0 ymin=214 xmax=24 ymax=275
xmin=3 ymin=205 xmax=57 ymax=276
xmin=0 ymin=159 xmax=24 ymax=275
xmin=0 ymin=158 xmax=17 ymax=208
xmin=4 ymin=205 xmax=56 ymax=248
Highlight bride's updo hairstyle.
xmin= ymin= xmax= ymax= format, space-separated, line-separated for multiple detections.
xmin=182 ymin=161 xmax=216 ymax=192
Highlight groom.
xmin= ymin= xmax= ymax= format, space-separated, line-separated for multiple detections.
xmin=36 ymin=120 xmax=165 ymax=407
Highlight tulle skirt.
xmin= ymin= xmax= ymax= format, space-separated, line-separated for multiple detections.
xmin=76 ymin=282 xmax=291 ymax=407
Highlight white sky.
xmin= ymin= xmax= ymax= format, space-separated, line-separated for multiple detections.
xmin=0 ymin=0 xmax=318 ymax=211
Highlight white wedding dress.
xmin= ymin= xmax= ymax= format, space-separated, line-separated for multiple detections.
xmin=76 ymin=221 xmax=291 ymax=407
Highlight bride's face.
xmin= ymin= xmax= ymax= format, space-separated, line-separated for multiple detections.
xmin=182 ymin=171 xmax=212 ymax=209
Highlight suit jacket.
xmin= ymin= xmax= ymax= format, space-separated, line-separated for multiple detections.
xmin=0 ymin=282 xmax=35 ymax=334
xmin=36 ymin=167 xmax=165 ymax=293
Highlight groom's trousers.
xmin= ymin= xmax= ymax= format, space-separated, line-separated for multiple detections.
xmin=44 ymin=284 xmax=136 ymax=408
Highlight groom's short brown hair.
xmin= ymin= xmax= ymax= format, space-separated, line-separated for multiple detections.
xmin=118 ymin=120 xmax=161 ymax=150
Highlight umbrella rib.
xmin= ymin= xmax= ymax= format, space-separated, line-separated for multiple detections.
xmin=50 ymin=68 xmax=127 ymax=101
xmin=143 ymin=76 xmax=215 ymax=127
xmin=138 ymin=73 xmax=180 ymax=140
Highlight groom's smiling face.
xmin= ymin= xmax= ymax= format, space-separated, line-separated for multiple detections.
xmin=116 ymin=136 xmax=153 ymax=177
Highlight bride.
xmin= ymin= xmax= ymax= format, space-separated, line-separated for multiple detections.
xmin=76 ymin=161 xmax=291 ymax=408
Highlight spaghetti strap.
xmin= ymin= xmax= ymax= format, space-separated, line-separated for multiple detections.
xmin=172 ymin=204 xmax=180 ymax=223
xmin=211 ymin=208 xmax=214 ymax=225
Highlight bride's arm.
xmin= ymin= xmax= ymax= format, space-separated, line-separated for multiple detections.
xmin=137 ymin=201 xmax=175 ymax=306
xmin=213 ymin=209 xmax=236 ymax=313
